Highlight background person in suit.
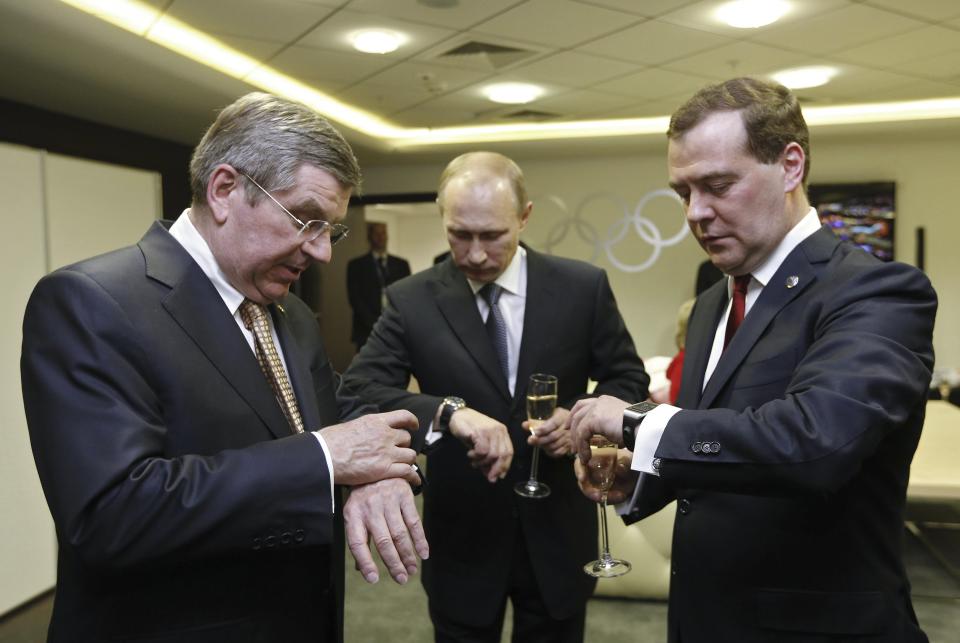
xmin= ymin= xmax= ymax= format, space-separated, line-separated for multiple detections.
xmin=569 ymin=77 xmax=936 ymax=643
xmin=344 ymin=151 xmax=648 ymax=643
xmin=20 ymin=92 xmax=427 ymax=643
xmin=346 ymin=222 xmax=411 ymax=350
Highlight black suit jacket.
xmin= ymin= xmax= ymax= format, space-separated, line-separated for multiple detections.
xmin=344 ymin=249 xmax=648 ymax=625
xmin=626 ymin=227 xmax=936 ymax=642
xmin=346 ymin=252 xmax=411 ymax=347
xmin=21 ymin=222 xmax=370 ymax=643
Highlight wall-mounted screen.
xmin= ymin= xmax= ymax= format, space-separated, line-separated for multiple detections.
xmin=808 ymin=182 xmax=895 ymax=262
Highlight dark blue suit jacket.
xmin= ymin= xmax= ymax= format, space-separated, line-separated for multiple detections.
xmin=344 ymin=249 xmax=649 ymax=625
xmin=21 ymin=221 xmax=368 ymax=643
xmin=626 ymin=226 xmax=936 ymax=642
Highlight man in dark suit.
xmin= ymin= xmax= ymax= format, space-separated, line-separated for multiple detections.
xmin=20 ymin=92 xmax=427 ymax=643
xmin=344 ymin=152 xmax=648 ymax=643
xmin=570 ymin=77 xmax=936 ymax=642
xmin=346 ymin=222 xmax=411 ymax=350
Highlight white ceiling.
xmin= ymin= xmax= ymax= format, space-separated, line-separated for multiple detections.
xmin=1 ymin=0 xmax=959 ymax=162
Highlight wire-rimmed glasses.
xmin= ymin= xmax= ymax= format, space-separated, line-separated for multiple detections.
xmin=239 ymin=171 xmax=349 ymax=245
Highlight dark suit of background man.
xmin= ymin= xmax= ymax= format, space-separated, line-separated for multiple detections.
xmin=570 ymin=77 xmax=937 ymax=643
xmin=20 ymin=92 xmax=429 ymax=643
xmin=347 ymin=222 xmax=411 ymax=349
xmin=344 ymin=152 xmax=648 ymax=643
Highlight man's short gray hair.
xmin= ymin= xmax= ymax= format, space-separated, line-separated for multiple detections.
xmin=189 ymin=92 xmax=361 ymax=206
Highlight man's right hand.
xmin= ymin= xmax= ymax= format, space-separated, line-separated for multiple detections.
xmin=573 ymin=449 xmax=638 ymax=505
xmin=320 ymin=410 xmax=419 ymax=486
xmin=447 ymin=407 xmax=513 ymax=483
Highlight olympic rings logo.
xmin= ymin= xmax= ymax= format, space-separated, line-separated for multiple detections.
xmin=538 ymin=189 xmax=688 ymax=273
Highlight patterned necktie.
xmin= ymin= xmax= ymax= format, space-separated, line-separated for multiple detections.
xmin=479 ymin=283 xmax=509 ymax=380
xmin=239 ymin=299 xmax=304 ymax=434
xmin=723 ymin=274 xmax=752 ymax=350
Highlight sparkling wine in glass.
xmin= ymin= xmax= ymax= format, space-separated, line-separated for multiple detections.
xmin=515 ymin=373 xmax=556 ymax=499
xmin=584 ymin=435 xmax=631 ymax=577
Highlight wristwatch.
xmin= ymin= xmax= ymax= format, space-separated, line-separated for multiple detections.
xmin=435 ymin=396 xmax=466 ymax=433
xmin=622 ymin=401 xmax=658 ymax=451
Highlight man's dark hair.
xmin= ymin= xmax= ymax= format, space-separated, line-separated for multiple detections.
xmin=668 ymin=77 xmax=810 ymax=185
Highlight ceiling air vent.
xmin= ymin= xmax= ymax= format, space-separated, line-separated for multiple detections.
xmin=435 ymin=40 xmax=537 ymax=70
xmin=502 ymin=109 xmax=560 ymax=121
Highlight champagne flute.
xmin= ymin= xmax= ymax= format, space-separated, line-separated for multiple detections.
xmin=583 ymin=435 xmax=631 ymax=577
xmin=515 ymin=373 xmax=556 ymax=499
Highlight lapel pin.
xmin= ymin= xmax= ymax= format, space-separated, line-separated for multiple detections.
xmin=785 ymin=275 xmax=799 ymax=289
xmin=276 ymin=303 xmax=286 ymax=315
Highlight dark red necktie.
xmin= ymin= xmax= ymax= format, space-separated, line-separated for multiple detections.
xmin=723 ymin=275 xmax=752 ymax=350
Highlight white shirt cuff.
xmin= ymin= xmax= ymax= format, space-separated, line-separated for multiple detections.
xmin=312 ymin=431 xmax=336 ymax=512
xmin=630 ymin=403 xmax=681 ymax=476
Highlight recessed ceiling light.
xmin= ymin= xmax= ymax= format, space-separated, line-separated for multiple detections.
xmin=772 ymin=66 xmax=838 ymax=89
xmin=351 ymin=29 xmax=405 ymax=55
xmin=482 ymin=82 xmax=543 ymax=105
xmin=716 ymin=0 xmax=790 ymax=29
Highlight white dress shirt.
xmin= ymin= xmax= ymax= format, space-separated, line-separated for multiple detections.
xmin=425 ymin=247 xmax=527 ymax=443
xmin=169 ymin=211 xmax=335 ymax=504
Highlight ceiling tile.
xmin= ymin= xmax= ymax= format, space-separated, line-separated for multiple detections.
xmin=532 ymin=89 xmax=642 ymax=118
xmin=353 ymin=59 xmax=494 ymax=93
xmin=507 ymin=51 xmax=641 ymax=87
xmin=411 ymin=32 xmax=552 ymax=73
xmin=830 ymin=74 xmax=960 ymax=101
xmin=297 ymin=9 xmax=456 ymax=58
xmin=166 ymin=0 xmax=336 ymax=42
xmin=592 ymin=67 xmax=711 ymax=99
xmin=860 ymin=0 xmax=960 ymax=21
xmin=214 ymin=35 xmax=287 ymax=62
xmin=890 ymin=50 xmax=960 ymax=82
xmin=473 ymin=0 xmax=642 ymax=48
xmin=661 ymin=41 xmax=810 ymax=79
xmin=659 ymin=0 xmax=850 ymax=37
xmin=340 ymin=0 xmax=526 ymax=29
xmin=334 ymin=83 xmax=432 ymax=114
xmin=831 ymin=25 xmax=960 ymax=68
xmin=570 ymin=0 xmax=703 ymax=18
xmin=749 ymin=3 xmax=927 ymax=54
xmin=269 ymin=45 xmax=395 ymax=88
xmin=580 ymin=19 xmax=733 ymax=66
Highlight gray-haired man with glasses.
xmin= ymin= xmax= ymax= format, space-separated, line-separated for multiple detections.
xmin=21 ymin=92 xmax=427 ymax=643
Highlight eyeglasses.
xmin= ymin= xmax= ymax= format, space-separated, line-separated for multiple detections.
xmin=240 ymin=172 xmax=349 ymax=246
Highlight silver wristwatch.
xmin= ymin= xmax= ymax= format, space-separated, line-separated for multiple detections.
xmin=436 ymin=396 xmax=466 ymax=433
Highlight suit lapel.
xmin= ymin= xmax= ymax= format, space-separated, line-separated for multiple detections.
xmin=513 ymin=250 xmax=556 ymax=409
xmin=272 ymin=304 xmax=322 ymax=433
xmin=678 ymin=282 xmax=727 ymax=409
xmin=141 ymin=222 xmax=293 ymax=440
xmin=698 ymin=227 xmax=836 ymax=409
xmin=434 ymin=262 xmax=512 ymax=403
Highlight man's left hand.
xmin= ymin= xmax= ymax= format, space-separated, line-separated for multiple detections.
xmin=343 ymin=478 xmax=429 ymax=585
xmin=524 ymin=407 xmax=572 ymax=458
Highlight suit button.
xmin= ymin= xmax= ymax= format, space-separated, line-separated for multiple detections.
xmin=265 ymin=535 xmax=276 ymax=548
xmin=252 ymin=537 xmax=262 ymax=551
xmin=691 ymin=441 xmax=702 ymax=454
xmin=710 ymin=441 xmax=721 ymax=454
xmin=678 ymin=498 xmax=691 ymax=515
xmin=280 ymin=531 xmax=292 ymax=546
xmin=294 ymin=529 xmax=305 ymax=543
xmin=701 ymin=442 xmax=712 ymax=454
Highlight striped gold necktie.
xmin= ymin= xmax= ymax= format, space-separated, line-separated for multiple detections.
xmin=239 ymin=299 xmax=304 ymax=434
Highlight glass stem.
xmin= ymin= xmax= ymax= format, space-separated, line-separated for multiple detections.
xmin=528 ymin=446 xmax=542 ymax=484
xmin=599 ymin=495 xmax=611 ymax=558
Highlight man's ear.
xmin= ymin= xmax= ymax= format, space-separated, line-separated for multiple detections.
xmin=518 ymin=201 xmax=533 ymax=232
xmin=206 ymin=164 xmax=243 ymax=224
xmin=781 ymin=142 xmax=805 ymax=193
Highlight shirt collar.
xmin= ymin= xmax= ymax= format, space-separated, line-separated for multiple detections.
xmin=468 ymin=245 xmax=526 ymax=296
xmin=748 ymin=207 xmax=821 ymax=288
xmin=168 ymin=208 xmax=247 ymax=316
